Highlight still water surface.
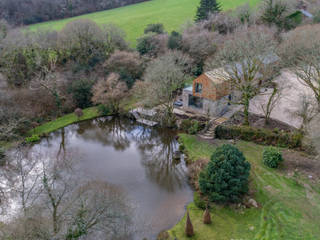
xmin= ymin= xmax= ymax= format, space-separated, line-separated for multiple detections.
xmin=30 ymin=117 xmax=193 ymax=239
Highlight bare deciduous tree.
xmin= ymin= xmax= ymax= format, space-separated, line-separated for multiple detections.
xmin=206 ymin=26 xmax=278 ymax=125
xmin=280 ymin=24 xmax=320 ymax=111
xmin=105 ymin=50 xmax=144 ymax=88
xmin=92 ymin=73 xmax=129 ymax=113
xmin=143 ymin=51 xmax=191 ymax=126
xmin=2 ymin=147 xmax=42 ymax=216
xmin=260 ymin=84 xmax=283 ymax=125
xmin=290 ymin=95 xmax=318 ymax=131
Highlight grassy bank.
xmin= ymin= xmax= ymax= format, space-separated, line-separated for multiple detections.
xmin=28 ymin=106 xmax=101 ymax=136
xmin=29 ymin=0 xmax=261 ymax=45
xmin=170 ymin=134 xmax=320 ymax=239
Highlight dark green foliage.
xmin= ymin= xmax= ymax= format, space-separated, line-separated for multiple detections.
xmin=215 ymin=125 xmax=304 ymax=149
xmin=97 ymin=104 xmax=110 ymax=115
xmin=180 ymin=119 xmax=201 ymax=134
xmin=136 ymin=33 xmax=156 ymax=56
xmin=260 ymin=0 xmax=291 ymax=30
xmin=195 ymin=0 xmax=221 ymax=22
xmin=194 ymin=192 xmax=207 ymax=209
xmin=168 ymin=31 xmax=182 ymax=50
xmin=199 ymin=144 xmax=251 ymax=203
xmin=25 ymin=134 xmax=40 ymax=143
xmin=3 ymin=50 xmax=34 ymax=87
xmin=284 ymin=11 xmax=303 ymax=30
xmin=144 ymin=23 xmax=164 ymax=34
xmin=263 ymin=146 xmax=283 ymax=168
xmin=70 ymin=79 xmax=94 ymax=108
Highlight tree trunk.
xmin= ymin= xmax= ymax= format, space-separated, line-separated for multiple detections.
xmin=243 ymin=97 xmax=250 ymax=126
xmin=53 ymin=207 xmax=58 ymax=234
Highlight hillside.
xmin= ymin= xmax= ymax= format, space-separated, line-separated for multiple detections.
xmin=29 ymin=0 xmax=261 ymax=44
xmin=169 ymin=135 xmax=320 ymax=239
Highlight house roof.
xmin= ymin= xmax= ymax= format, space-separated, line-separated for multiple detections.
xmin=204 ymin=68 xmax=230 ymax=84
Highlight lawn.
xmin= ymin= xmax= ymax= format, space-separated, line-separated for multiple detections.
xmin=170 ymin=134 xmax=320 ymax=240
xmin=29 ymin=0 xmax=261 ymax=45
xmin=28 ymin=106 xmax=101 ymax=136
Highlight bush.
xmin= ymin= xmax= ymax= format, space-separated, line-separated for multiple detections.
xmin=144 ymin=23 xmax=164 ymax=34
xmin=136 ymin=33 xmax=168 ymax=57
xmin=180 ymin=119 xmax=200 ymax=135
xmin=194 ymin=192 xmax=206 ymax=210
xmin=199 ymin=144 xmax=251 ymax=203
xmin=74 ymin=108 xmax=83 ymax=118
xmin=263 ymin=147 xmax=283 ymax=168
xmin=0 ymin=147 xmax=5 ymax=159
xmin=168 ymin=31 xmax=182 ymax=50
xmin=215 ymin=125 xmax=304 ymax=149
xmin=69 ymin=79 xmax=93 ymax=108
xmin=25 ymin=134 xmax=40 ymax=143
xmin=97 ymin=104 xmax=110 ymax=115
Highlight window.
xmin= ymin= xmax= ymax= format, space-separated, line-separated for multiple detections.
xmin=195 ymin=83 xmax=202 ymax=93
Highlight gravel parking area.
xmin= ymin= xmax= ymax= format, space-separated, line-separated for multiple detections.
xmin=249 ymin=70 xmax=315 ymax=129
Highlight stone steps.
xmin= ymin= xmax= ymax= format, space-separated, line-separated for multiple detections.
xmin=198 ymin=117 xmax=228 ymax=140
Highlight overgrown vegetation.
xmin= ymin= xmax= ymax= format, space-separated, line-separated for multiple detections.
xmin=215 ymin=124 xmax=304 ymax=149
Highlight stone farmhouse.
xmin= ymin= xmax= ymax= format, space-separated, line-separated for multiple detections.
xmin=182 ymin=68 xmax=232 ymax=117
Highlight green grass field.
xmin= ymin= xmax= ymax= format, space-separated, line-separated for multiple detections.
xmin=29 ymin=0 xmax=261 ymax=44
xmin=28 ymin=106 xmax=100 ymax=136
xmin=169 ymin=135 xmax=320 ymax=240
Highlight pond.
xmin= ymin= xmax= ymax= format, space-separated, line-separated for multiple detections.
xmin=16 ymin=117 xmax=193 ymax=239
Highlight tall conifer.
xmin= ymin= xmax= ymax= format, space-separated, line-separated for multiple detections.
xmin=195 ymin=0 xmax=221 ymax=21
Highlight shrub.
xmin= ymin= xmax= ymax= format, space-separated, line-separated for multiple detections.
xmin=168 ymin=31 xmax=182 ymax=50
xmin=97 ymin=104 xmax=110 ymax=115
xmin=70 ymin=79 xmax=93 ymax=108
xmin=0 ymin=147 xmax=5 ymax=159
xmin=194 ymin=192 xmax=206 ymax=210
xmin=136 ymin=33 xmax=168 ymax=57
xmin=74 ymin=108 xmax=83 ymax=118
xmin=263 ymin=147 xmax=283 ymax=168
xmin=188 ymin=121 xmax=199 ymax=135
xmin=144 ymin=23 xmax=164 ymax=34
xmin=180 ymin=119 xmax=200 ymax=134
xmin=215 ymin=125 xmax=304 ymax=149
xmin=199 ymin=144 xmax=251 ymax=203
xmin=25 ymin=134 xmax=40 ymax=143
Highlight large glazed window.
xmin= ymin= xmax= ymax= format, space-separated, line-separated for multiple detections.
xmin=195 ymin=83 xmax=202 ymax=93
xmin=188 ymin=95 xmax=203 ymax=109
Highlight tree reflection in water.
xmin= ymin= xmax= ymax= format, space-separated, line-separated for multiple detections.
xmin=3 ymin=117 xmax=192 ymax=240
xmin=132 ymin=125 xmax=187 ymax=192
xmin=75 ymin=117 xmax=188 ymax=192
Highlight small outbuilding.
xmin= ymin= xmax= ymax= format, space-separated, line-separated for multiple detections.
xmin=182 ymin=68 xmax=232 ymax=117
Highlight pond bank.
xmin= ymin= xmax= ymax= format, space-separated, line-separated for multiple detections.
xmin=167 ymin=135 xmax=320 ymax=240
xmin=28 ymin=106 xmax=102 ymax=136
xmin=5 ymin=117 xmax=194 ymax=240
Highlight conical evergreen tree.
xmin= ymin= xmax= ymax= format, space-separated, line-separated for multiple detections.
xmin=203 ymin=206 xmax=212 ymax=224
xmin=185 ymin=211 xmax=194 ymax=237
xmin=195 ymin=0 xmax=221 ymax=22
